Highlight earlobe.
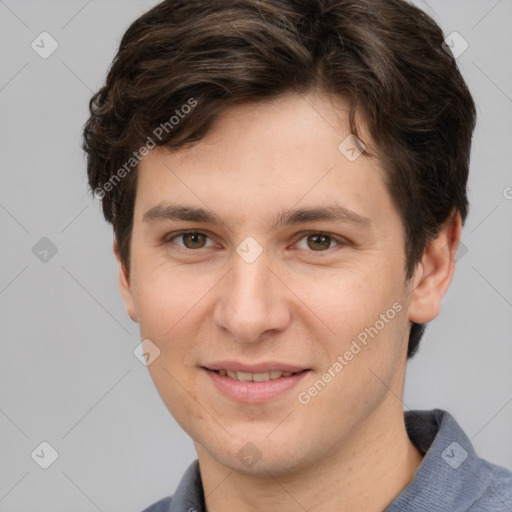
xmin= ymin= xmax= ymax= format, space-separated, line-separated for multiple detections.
xmin=113 ymin=240 xmax=139 ymax=323
xmin=407 ymin=211 xmax=462 ymax=324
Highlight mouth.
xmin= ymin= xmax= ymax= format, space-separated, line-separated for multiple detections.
xmin=211 ymin=369 xmax=299 ymax=382
xmin=202 ymin=365 xmax=311 ymax=404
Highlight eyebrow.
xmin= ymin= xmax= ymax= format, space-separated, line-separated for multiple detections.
xmin=142 ymin=204 xmax=372 ymax=230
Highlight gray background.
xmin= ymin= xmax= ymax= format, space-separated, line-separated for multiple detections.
xmin=0 ymin=0 xmax=511 ymax=510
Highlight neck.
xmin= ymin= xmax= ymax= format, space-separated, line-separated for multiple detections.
xmin=197 ymin=401 xmax=424 ymax=512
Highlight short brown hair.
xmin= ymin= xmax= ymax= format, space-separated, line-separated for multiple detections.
xmin=82 ymin=0 xmax=476 ymax=358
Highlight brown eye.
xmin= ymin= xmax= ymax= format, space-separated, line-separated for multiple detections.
xmin=166 ymin=231 xmax=213 ymax=250
xmin=294 ymin=231 xmax=345 ymax=253
xmin=306 ymin=233 xmax=332 ymax=251
xmin=182 ymin=232 xmax=207 ymax=249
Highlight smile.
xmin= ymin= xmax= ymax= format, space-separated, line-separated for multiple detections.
xmin=204 ymin=367 xmax=310 ymax=404
xmin=213 ymin=369 xmax=296 ymax=381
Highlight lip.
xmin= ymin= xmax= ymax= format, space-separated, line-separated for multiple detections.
xmin=203 ymin=361 xmax=308 ymax=373
xmin=203 ymin=367 xmax=311 ymax=404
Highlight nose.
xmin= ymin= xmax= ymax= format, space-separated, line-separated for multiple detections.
xmin=213 ymin=248 xmax=292 ymax=343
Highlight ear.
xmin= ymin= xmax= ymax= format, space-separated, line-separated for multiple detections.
xmin=407 ymin=210 xmax=462 ymax=324
xmin=113 ymin=240 xmax=138 ymax=323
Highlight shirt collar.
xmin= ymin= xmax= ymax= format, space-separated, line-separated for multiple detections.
xmin=386 ymin=408 xmax=499 ymax=511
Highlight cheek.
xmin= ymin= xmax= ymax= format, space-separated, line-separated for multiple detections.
xmin=305 ymin=268 xmax=408 ymax=394
xmin=130 ymin=255 xmax=191 ymax=328
xmin=301 ymin=267 xmax=398 ymax=336
xmin=298 ymin=300 xmax=407 ymax=423
xmin=130 ymin=259 xmax=223 ymax=369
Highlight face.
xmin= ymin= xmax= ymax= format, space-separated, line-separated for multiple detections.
xmin=118 ymin=92 xmax=439 ymax=476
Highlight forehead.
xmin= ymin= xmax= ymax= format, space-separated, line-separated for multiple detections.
xmin=134 ymin=92 xmax=395 ymax=230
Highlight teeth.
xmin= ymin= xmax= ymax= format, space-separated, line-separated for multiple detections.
xmin=253 ymin=371 xmax=270 ymax=382
xmin=218 ymin=370 xmax=296 ymax=381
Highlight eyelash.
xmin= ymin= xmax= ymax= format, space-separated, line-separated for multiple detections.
xmin=163 ymin=230 xmax=347 ymax=254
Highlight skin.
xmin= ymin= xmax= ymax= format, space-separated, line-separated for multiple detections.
xmin=115 ymin=92 xmax=461 ymax=511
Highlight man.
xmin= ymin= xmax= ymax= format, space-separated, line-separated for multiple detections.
xmin=82 ymin=0 xmax=512 ymax=510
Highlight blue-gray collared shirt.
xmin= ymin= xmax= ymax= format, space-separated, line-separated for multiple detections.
xmin=141 ymin=409 xmax=512 ymax=512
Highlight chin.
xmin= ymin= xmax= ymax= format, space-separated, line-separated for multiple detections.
xmin=196 ymin=427 xmax=314 ymax=477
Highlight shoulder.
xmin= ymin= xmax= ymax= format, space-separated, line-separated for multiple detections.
xmin=468 ymin=458 xmax=512 ymax=511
